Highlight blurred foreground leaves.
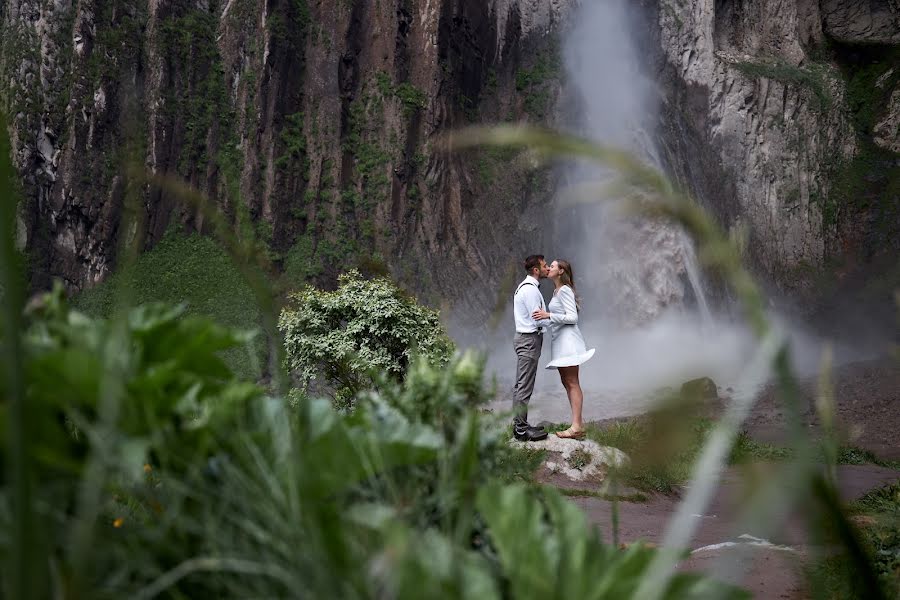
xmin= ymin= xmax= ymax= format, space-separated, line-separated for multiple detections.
xmin=0 ymin=287 xmax=745 ymax=598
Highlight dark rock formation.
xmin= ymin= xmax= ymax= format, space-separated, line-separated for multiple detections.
xmin=2 ymin=0 xmax=570 ymax=317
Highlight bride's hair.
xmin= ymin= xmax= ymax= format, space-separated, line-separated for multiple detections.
xmin=556 ymin=259 xmax=580 ymax=310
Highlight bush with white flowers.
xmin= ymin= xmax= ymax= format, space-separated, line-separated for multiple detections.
xmin=278 ymin=270 xmax=455 ymax=401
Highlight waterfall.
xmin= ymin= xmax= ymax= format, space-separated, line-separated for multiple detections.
xmin=481 ymin=0 xmax=840 ymax=408
xmin=558 ymin=0 xmax=711 ymax=325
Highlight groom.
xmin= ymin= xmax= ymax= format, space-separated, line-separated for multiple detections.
xmin=512 ymin=255 xmax=551 ymax=441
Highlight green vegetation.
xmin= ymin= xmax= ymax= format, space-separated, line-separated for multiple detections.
xmin=376 ymin=71 xmax=393 ymax=96
xmin=276 ymin=111 xmax=309 ymax=172
xmin=515 ymin=50 xmax=561 ymax=91
xmin=327 ymin=75 xmax=401 ymax=265
xmin=823 ymin=46 xmax=900 ymax=234
xmin=477 ymin=146 xmax=519 ymax=184
xmin=559 ymin=488 xmax=649 ymax=503
xmin=281 ymin=232 xmax=322 ymax=286
xmin=86 ymin=1 xmax=146 ymax=86
xmin=394 ymin=82 xmax=428 ymax=114
xmin=731 ymin=58 xmax=833 ymax=111
xmin=291 ymin=0 xmax=312 ymax=32
xmin=730 ymin=429 xmax=794 ymax=463
xmin=581 ymin=416 xmax=896 ymax=495
xmin=491 ymin=445 xmax=547 ymax=484
xmin=279 ymin=270 xmax=455 ymax=402
xmin=75 ymin=231 xmax=264 ymax=380
xmin=836 ymin=446 xmax=900 ymax=470
xmin=842 ymin=48 xmax=900 ymax=134
xmin=813 ymin=481 xmax=900 ymax=598
xmin=567 ymin=447 xmax=593 ymax=471
xmin=515 ymin=46 xmax=562 ymax=119
xmin=852 ymin=481 xmax=900 ymax=515
xmin=159 ymin=10 xmax=233 ymax=173
xmin=374 ymin=71 xmax=428 ymax=115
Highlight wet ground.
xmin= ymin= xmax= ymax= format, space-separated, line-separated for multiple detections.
xmin=513 ymin=356 xmax=900 ymax=597
xmin=569 ymin=464 xmax=899 ymax=598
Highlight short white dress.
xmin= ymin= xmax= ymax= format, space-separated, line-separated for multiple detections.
xmin=545 ymin=285 xmax=595 ymax=369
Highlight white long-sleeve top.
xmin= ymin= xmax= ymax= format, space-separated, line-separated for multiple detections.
xmin=545 ymin=285 xmax=593 ymax=369
xmin=513 ymin=275 xmax=550 ymax=333
xmin=548 ymin=285 xmax=579 ymax=325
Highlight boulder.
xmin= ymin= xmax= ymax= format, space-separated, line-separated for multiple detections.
xmin=510 ymin=436 xmax=630 ymax=485
xmin=680 ymin=377 xmax=719 ymax=401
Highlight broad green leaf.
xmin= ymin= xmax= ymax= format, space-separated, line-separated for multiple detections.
xmin=477 ymin=483 xmax=555 ymax=599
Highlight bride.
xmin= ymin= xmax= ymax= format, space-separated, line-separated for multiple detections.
xmin=532 ymin=259 xmax=595 ymax=440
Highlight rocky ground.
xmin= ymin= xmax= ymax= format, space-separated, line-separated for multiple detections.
xmin=521 ymin=356 xmax=900 ymax=597
xmin=744 ymin=357 xmax=900 ymax=461
xmin=566 ymin=464 xmax=898 ymax=598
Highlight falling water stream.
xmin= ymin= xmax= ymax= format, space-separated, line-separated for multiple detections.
xmin=558 ymin=0 xmax=710 ymax=325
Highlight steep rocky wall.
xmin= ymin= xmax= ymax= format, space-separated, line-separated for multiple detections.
xmin=2 ymin=0 xmax=571 ymax=313
xmin=647 ymin=0 xmax=854 ymax=287
xmin=5 ymin=0 xmax=897 ymax=318
xmin=642 ymin=0 xmax=899 ymax=296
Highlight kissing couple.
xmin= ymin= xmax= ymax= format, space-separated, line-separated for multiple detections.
xmin=512 ymin=255 xmax=595 ymax=442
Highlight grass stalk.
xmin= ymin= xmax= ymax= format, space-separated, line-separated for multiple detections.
xmin=0 ymin=111 xmax=34 ymax=599
xmin=141 ymin=172 xmax=288 ymax=396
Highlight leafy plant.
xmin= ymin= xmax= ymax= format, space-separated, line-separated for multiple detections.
xmin=279 ymin=270 xmax=455 ymax=400
xmin=0 ymin=286 xmax=263 ymax=596
xmin=394 ymin=82 xmax=427 ymax=115
xmin=567 ymin=448 xmax=593 ymax=471
xmin=813 ymin=482 xmax=900 ymax=598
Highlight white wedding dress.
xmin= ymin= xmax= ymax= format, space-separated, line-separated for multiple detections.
xmin=545 ymin=285 xmax=595 ymax=369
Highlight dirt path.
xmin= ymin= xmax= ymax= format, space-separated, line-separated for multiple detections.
xmin=566 ymin=464 xmax=899 ymax=597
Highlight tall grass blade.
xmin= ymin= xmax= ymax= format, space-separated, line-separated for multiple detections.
xmin=141 ymin=172 xmax=288 ymax=396
xmin=67 ymin=115 xmax=146 ymax=591
xmin=633 ymin=333 xmax=783 ymax=599
xmin=0 ymin=110 xmax=35 ymax=599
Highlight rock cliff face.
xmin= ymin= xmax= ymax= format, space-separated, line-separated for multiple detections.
xmin=643 ymin=0 xmax=899 ymax=296
xmin=2 ymin=0 xmax=570 ymax=312
xmin=3 ymin=0 xmax=898 ymax=316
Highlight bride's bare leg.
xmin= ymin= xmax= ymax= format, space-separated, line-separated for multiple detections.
xmin=559 ymin=366 xmax=584 ymax=431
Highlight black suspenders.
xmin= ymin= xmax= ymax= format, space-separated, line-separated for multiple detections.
xmin=516 ymin=281 xmax=545 ymax=312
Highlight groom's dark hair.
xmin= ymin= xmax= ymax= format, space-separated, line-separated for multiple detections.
xmin=523 ymin=255 xmax=545 ymax=273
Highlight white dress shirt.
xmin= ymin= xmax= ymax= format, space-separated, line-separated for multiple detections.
xmin=514 ymin=275 xmax=551 ymax=333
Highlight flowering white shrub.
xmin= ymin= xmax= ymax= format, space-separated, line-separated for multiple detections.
xmin=278 ymin=270 xmax=455 ymax=399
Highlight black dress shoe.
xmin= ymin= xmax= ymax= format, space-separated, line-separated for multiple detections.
xmin=514 ymin=427 xmax=549 ymax=442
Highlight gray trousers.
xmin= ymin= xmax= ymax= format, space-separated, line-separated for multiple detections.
xmin=512 ymin=332 xmax=542 ymax=428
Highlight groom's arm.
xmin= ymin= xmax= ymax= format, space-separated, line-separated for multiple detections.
xmin=528 ymin=287 xmax=550 ymax=328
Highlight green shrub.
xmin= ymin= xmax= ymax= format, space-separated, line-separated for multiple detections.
xmin=394 ymin=82 xmax=427 ymax=115
xmin=278 ymin=270 xmax=454 ymax=400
